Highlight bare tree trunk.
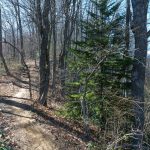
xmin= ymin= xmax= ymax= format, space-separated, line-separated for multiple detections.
xmin=122 ymin=0 xmax=131 ymax=97
xmin=11 ymin=24 xmax=16 ymax=58
xmin=131 ymin=0 xmax=148 ymax=149
xmin=125 ymin=0 xmax=131 ymax=54
xmin=36 ymin=0 xmax=51 ymax=106
xmin=51 ymin=0 xmax=57 ymax=93
xmin=59 ymin=1 xmax=70 ymax=91
xmin=59 ymin=0 xmax=79 ymax=95
xmin=9 ymin=0 xmax=24 ymax=56
xmin=16 ymin=0 xmax=24 ymax=55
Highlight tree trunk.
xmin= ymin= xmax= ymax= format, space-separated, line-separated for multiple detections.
xmin=51 ymin=0 xmax=57 ymax=93
xmin=39 ymin=30 xmax=50 ymax=106
xmin=36 ymin=0 xmax=51 ymax=106
xmin=16 ymin=0 xmax=23 ymax=52
xmin=10 ymin=24 xmax=16 ymax=58
xmin=125 ymin=0 xmax=131 ymax=54
xmin=131 ymin=0 xmax=148 ymax=149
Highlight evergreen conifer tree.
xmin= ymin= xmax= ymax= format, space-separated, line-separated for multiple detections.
xmin=64 ymin=0 xmax=133 ymax=144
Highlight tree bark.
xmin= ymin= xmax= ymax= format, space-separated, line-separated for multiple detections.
xmin=16 ymin=0 xmax=24 ymax=54
xmin=125 ymin=0 xmax=131 ymax=54
xmin=51 ymin=0 xmax=57 ymax=93
xmin=36 ymin=0 xmax=51 ymax=106
xmin=131 ymin=0 xmax=148 ymax=149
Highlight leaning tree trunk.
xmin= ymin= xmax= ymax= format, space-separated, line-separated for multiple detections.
xmin=131 ymin=0 xmax=148 ymax=149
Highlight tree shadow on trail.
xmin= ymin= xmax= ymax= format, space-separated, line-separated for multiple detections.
xmin=0 ymin=95 xmax=32 ymax=101
xmin=1 ymin=110 xmax=34 ymax=119
xmin=0 ymin=97 xmax=96 ymax=143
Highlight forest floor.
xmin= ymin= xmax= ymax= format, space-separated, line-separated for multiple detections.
xmin=0 ymin=61 xmax=92 ymax=150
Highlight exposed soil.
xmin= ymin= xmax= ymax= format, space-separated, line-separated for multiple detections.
xmin=4 ymin=88 xmax=57 ymax=150
xmin=0 ymin=62 xmax=89 ymax=150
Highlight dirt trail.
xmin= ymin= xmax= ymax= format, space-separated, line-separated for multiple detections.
xmin=0 ymin=62 xmax=86 ymax=150
xmin=8 ymin=88 xmax=57 ymax=150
